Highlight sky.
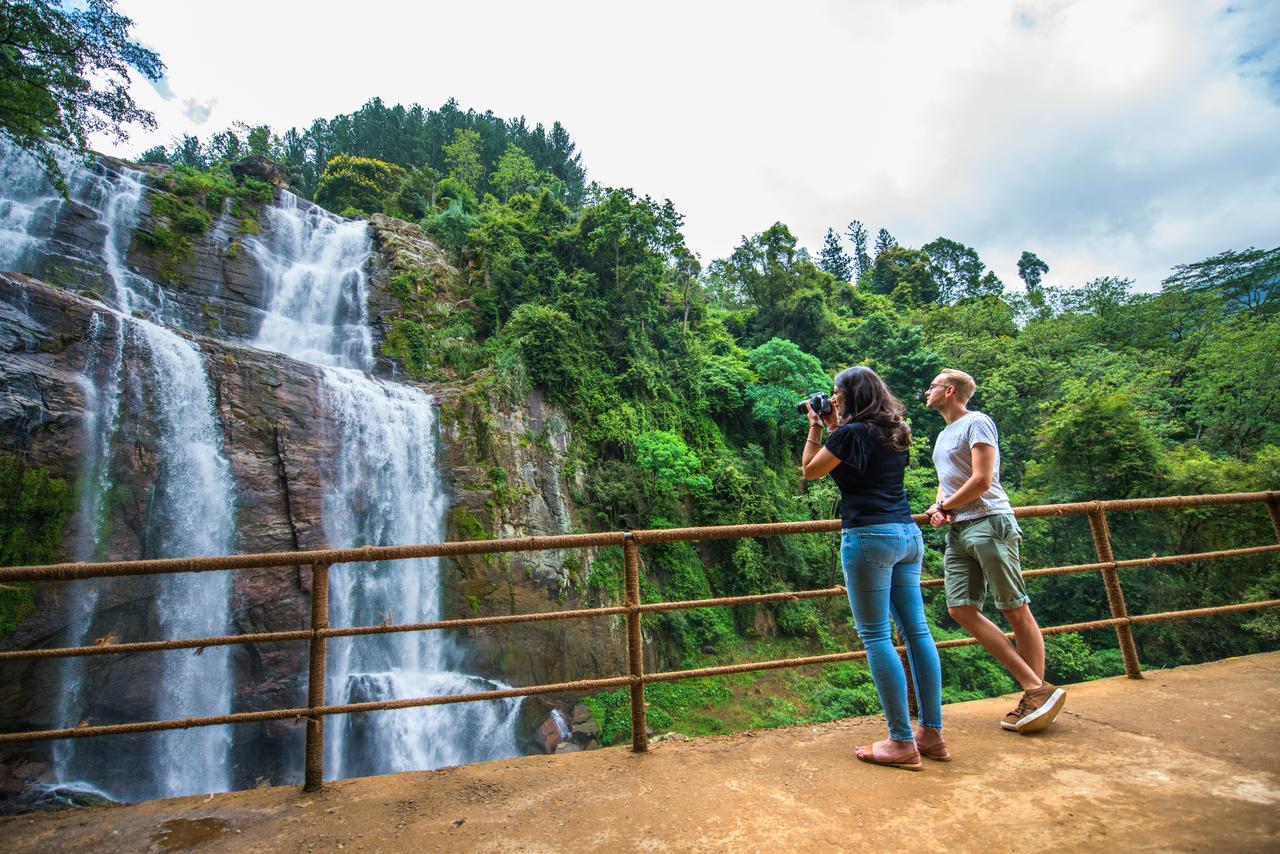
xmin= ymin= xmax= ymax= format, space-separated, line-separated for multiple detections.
xmin=95 ymin=0 xmax=1280 ymax=292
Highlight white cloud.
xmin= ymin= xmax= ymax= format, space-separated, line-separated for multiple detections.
xmin=181 ymin=97 xmax=217 ymax=125
xmin=96 ymin=0 xmax=1280 ymax=290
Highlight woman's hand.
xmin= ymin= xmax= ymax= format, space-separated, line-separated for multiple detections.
xmin=806 ymin=402 xmax=825 ymax=428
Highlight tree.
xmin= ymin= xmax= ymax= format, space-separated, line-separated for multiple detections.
xmin=1017 ymin=251 xmax=1049 ymax=292
xmin=922 ymin=237 xmax=985 ymax=303
xmin=744 ymin=338 xmax=828 ymax=427
xmin=846 ymin=220 xmax=871 ymax=280
xmin=0 ymin=0 xmax=164 ymax=194
xmin=314 ymin=154 xmax=407 ymax=216
xmin=817 ymin=227 xmax=852 ymax=282
xmin=843 ymin=311 xmax=944 ymax=426
xmin=1187 ymin=319 xmax=1280 ymax=457
xmin=873 ymin=228 xmax=897 ymax=257
xmin=1163 ymin=246 xmax=1280 ymax=318
xmin=1028 ymin=385 xmax=1166 ymax=500
xmin=869 ymin=246 xmax=938 ymax=305
xmin=442 ymin=127 xmax=484 ymax=194
xmin=634 ymin=430 xmax=712 ymax=496
xmin=489 ymin=142 xmax=538 ymax=201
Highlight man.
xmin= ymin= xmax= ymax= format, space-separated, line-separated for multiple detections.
xmin=923 ymin=369 xmax=1065 ymax=733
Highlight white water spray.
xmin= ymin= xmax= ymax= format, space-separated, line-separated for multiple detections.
xmin=248 ymin=194 xmax=520 ymax=778
xmin=0 ymin=145 xmax=237 ymax=801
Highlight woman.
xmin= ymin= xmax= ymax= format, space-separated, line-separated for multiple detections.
xmin=801 ymin=366 xmax=946 ymax=770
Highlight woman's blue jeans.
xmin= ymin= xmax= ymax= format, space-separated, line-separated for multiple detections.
xmin=841 ymin=523 xmax=943 ymax=741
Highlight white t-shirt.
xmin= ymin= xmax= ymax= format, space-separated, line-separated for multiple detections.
xmin=932 ymin=411 xmax=1013 ymax=522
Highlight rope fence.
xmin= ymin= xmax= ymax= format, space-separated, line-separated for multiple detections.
xmin=1 ymin=490 xmax=1277 ymax=793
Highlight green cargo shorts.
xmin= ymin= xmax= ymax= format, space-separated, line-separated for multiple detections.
xmin=943 ymin=513 xmax=1029 ymax=611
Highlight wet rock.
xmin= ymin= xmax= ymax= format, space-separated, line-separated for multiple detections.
xmin=230 ymin=155 xmax=291 ymax=190
xmin=572 ymin=718 xmax=600 ymax=739
xmin=535 ymin=717 xmax=561 ymax=754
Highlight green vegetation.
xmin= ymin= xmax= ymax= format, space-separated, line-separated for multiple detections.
xmin=144 ymin=96 xmax=587 ymax=207
xmin=0 ymin=454 xmax=75 ymax=639
xmin=131 ymin=164 xmax=275 ymax=281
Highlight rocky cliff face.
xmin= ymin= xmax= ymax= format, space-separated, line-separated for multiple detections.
xmin=0 ymin=158 xmax=625 ymax=783
xmin=0 ymin=272 xmax=341 ymax=783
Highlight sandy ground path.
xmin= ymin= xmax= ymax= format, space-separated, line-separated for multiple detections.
xmin=4 ymin=652 xmax=1278 ymax=852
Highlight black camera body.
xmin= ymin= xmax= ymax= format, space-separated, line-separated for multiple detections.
xmin=796 ymin=392 xmax=833 ymax=416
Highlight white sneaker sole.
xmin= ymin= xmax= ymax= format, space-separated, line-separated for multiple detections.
xmin=1014 ymin=687 xmax=1066 ymax=733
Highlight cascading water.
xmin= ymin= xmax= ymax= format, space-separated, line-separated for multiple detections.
xmin=247 ymin=194 xmax=520 ymax=778
xmin=0 ymin=145 xmax=237 ymax=801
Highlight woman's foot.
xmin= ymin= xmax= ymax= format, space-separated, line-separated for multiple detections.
xmin=855 ymin=737 xmax=922 ymax=771
xmin=913 ymin=725 xmax=951 ymax=761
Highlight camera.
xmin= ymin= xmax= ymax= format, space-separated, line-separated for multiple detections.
xmin=796 ymin=392 xmax=833 ymax=416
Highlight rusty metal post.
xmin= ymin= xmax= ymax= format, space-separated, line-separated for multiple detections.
xmin=1265 ymin=494 xmax=1280 ymax=542
xmin=623 ymin=534 xmax=648 ymax=753
xmin=304 ymin=563 xmax=330 ymax=792
xmin=1086 ymin=508 xmax=1142 ymax=679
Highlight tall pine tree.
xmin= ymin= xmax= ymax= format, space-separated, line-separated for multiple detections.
xmin=818 ymin=228 xmax=853 ymax=281
xmin=874 ymin=228 xmax=898 ymax=257
xmin=846 ymin=220 xmax=871 ymax=279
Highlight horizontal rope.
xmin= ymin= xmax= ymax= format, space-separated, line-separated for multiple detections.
xmin=0 ymin=532 xmax=629 ymax=583
xmin=3 ymin=598 xmax=1275 ymax=745
xmin=7 ymin=543 xmax=1275 ymax=663
xmin=0 ymin=629 xmax=314 ymax=662
xmin=1 ymin=491 xmax=1272 ymax=583
xmin=919 ymin=543 xmax=1280 ymax=588
xmin=633 ymin=586 xmax=846 ymax=614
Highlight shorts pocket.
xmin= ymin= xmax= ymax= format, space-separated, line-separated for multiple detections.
xmin=991 ymin=514 xmax=1022 ymax=544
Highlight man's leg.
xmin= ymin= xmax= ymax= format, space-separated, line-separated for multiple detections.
xmin=983 ymin=514 xmax=1065 ymax=733
xmin=946 ymin=605 xmax=1041 ymax=690
xmin=943 ymin=523 xmax=1043 ymax=691
xmin=1001 ymin=604 xmax=1045 ymax=682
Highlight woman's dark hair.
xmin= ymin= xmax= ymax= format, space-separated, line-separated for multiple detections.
xmin=833 ymin=366 xmax=912 ymax=451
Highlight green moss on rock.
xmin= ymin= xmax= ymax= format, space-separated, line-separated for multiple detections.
xmin=0 ymin=454 xmax=75 ymax=639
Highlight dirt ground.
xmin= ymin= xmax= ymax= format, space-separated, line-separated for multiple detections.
xmin=4 ymin=652 xmax=1278 ymax=853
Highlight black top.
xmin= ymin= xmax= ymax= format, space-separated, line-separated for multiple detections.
xmin=823 ymin=422 xmax=913 ymax=528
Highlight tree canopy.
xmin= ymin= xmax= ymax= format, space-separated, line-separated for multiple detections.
xmin=0 ymin=0 xmax=163 ymax=193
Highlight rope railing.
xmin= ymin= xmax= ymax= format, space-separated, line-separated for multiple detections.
xmin=1 ymin=490 xmax=1277 ymax=794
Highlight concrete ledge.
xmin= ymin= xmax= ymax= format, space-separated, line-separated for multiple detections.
xmin=4 ymin=652 xmax=1279 ymax=852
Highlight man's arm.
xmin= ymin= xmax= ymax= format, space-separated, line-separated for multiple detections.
xmin=936 ymin=442 xmax=996 ymax=512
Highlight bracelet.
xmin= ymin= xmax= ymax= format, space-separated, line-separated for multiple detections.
xmin=805 ymin=439 xmax=822 ymax=448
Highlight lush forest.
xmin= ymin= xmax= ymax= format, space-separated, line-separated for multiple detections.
xmin=68 ymin=98 xmax=1280 ymax=739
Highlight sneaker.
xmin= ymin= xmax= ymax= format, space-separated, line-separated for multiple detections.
xmin=1001 ymin=701 xmax=1025 ymax=731
xmin=1001 ymin=683 xmax=1067 ymax=733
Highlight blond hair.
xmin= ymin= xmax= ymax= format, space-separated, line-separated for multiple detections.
xmin=939 ymin=369 xmax=976 ymax=403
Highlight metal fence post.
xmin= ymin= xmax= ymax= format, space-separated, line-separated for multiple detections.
xmin=1086 ymin=507 xmax=1142 ymax=679
xmin=304 ymin=563 xmax=330 ymax=792
xmin=623 ymin=534 xmax=649 ymax=753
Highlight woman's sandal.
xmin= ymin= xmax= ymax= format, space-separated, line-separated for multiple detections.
xmin=918 ymin=742 xmax=952 ymax=762
xmin=855 ymin=743 xmax=923 ymax=771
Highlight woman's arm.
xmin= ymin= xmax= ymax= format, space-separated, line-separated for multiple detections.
xmin=801 ymin=407 xmax=841 ymax=480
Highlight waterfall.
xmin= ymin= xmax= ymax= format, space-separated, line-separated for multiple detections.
xmin=0 ymin=146 xmax=237 ymax=801
xmin=248 ymin=194 xmax=520 ymax=779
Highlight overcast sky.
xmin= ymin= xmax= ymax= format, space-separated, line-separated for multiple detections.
xmin=96 ymin=0 xmax=1280 ymax=292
